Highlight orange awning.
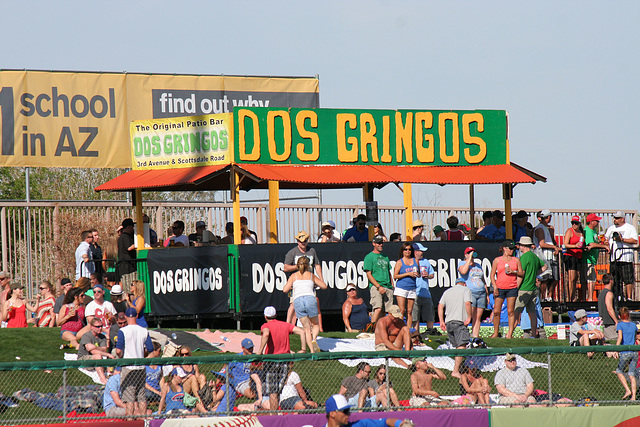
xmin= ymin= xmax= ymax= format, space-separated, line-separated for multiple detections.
xmin=95 ymin=165 xmax=230 ymax=192
xmin=236 ymin=163 xmax=545 ymax=187
xmin=96 ymin=162 xmax=545 ymax=192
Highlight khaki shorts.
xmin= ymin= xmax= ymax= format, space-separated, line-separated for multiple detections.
xmin=370 ymin=286 xmax=393 ymax=311
xmin=410 ymin=395 xmax=441 ymax=406
xmin=375 ymin=343 xmax=388 ymax=351
xmin=514 ymin=289 xmax=538 ymax=313
xmin=603 ymin=324 xmax=618 ymax=341
xmin=585 ymin=264 xmax=598 ymax=282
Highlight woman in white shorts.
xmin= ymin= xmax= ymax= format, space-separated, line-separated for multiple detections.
xmin=393 ymin=242 xmax=419 ymax=327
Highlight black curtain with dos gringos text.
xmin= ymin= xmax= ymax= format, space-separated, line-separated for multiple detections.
xmin=146 ymin=245 xmax=229 ymax=316
xmin=237 ymin=241 xmax=502 ymax=315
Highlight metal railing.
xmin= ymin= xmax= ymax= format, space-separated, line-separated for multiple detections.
xmin=0 ymin=345 xmax=637 ymax=424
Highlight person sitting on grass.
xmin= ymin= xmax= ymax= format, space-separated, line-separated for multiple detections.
xmin=57 ymin=287 xmax=87 ymax=349
xmin=173 ymin=345 xmax=206 ymax=396
xmin=367 ymin=365 xmax=400 ymax=408
xmin=209 ymin=370 xmax=237 ymax=413
xmin=158 ymin=372 xmax=206 ymax=415
xmin=103 ymin=369 xmax=126 ymax=418
xmin=145 ymin=342 xmax=164 ymax=410
xmin=279 ymin=361 xmax=318 ymax=410
xmin=615 ymin=307 xmax=637 ymax=401
xmin=78 ymin=317 xmax=115 ymax=384
xmin=459 ymin=364 xmax=491 ymax=405
xmin=569 ymin=309 xmax=604 ymax=357
xmin=409 ymin=358 xmax=449 ymax=407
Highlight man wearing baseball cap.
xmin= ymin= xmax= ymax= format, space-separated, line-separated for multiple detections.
xmin=283 ymin=230 xmax=324 ymax=328
xmin=412 ymin=242 xmax=435 ymax=331
xmin=115 ymin=307 xmax=154 ymax=416
xmin=569 ymin=309 xmax=604 ymax=352
xmin=438 ymin=277 xmax=472 ymax=378
xmin=224 ymin=338 xmax=262 ymax=404
xmin=188 ymin=220 xmax=219 ymax=245
xmin=324 ymin=394 xmax=413 ymax=427
xmin=258 ymin=306 xmax=306 ymax=412
xmin=514 ymin=236 xmax=547 ymax=338
xmin=533 ymin=210 xmax=560 ymax=302
xmin=364 ymin=236 xmax=393 ymax=323
xmin=605 ymin=211 xmax=638 ymax=300
xmin=320 ymin=221 xmax=341 ymax=242
xmin=583 ymin=214 xmax=609 ymax=301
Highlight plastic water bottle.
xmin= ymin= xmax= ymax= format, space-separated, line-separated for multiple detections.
xmin=505 ymin=263 xmax=510 ymax=274
xmin=577 ymin=235 xmax=584 ymax=248
xmin=561 ymin=245 xmax=567 ymax=255
xmin=221 ymin=336 xmax=230 ymax=343
xmin=171 ymin=333 xmax=178 ymax=340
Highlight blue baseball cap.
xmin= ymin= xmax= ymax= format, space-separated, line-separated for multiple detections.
xmin=325 ymin=394 xmax=352 ymax=414
xmin=125 ymin=307 xmax=137 ymax=318
xmin=241 ymin=338 xmax=254 ymax=349
xmin=412 ymin=242 xmax=427 ymax=252
xmin=455 ymin=277 xmax=466 ymax=284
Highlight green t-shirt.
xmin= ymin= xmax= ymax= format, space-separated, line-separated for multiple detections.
xmin=519 ymin=250 xmax=544 ymax=291
xmin=583 ymin=226 xmax=599 ymax=265
xmin=363 ymin=251 xmax=392 ymax=289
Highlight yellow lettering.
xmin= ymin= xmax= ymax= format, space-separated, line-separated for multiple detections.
xmin=336 ymin=113 xmax=358 ymax=162
xmin=381 ymin=115 xmax=392 ymax=163
xmin=360 ymin=113 xmax=378 ymax=163
xmin=267 ymin=110 xmax=292 ymax=162
xmin=295 ymin=110 xmax=319 ymax=161
xmin=462 ymin=113 xmax=487 ymax=164
xmin=414 ymin=112 xmax=434 ymax=163
xmin=438 ymin=112 xmax=459 ymax=163
xmin=395 ymin=112 xmax=413 ymax=163
xmin=238 ymin=109 xmax=260 ymax=161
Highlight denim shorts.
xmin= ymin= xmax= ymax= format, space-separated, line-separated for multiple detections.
xmin=497 ymin=287 xmax=518 ymax=300
xmin=617 ymin=351 xmax=638 ymax=376
xmin=470 ymin=290 xmax=487 ymax=309
xmin=293 ymin=295 xmax=319 ymax=319
xmin=60 ymin=329 xmax=78 ymax=339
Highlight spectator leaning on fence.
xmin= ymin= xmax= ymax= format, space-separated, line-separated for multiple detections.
xmin=533 ymin=209 xmax=560 ymax=302
xmin=75 ymin=230 xmax=95 ymax=280
xmin=584 ymin=213 xmax=609 ymax=302
xmin=494 ymin=353 xmax=535 ymax=405
xmin=605 ymin=211 xmax=638 ymax=301
xmin=598 ymin=273 xmax=618 ymax=340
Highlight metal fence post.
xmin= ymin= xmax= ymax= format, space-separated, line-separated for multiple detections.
xmin=62 ymin=368 xmax=67 ymax=422
xmin=226 ymin=368 xmax=230 ymax=414
xmin=547 ymin=351 xmax=553 ymax=407
xmin=385 ymin=357 xmax=390 ymax=410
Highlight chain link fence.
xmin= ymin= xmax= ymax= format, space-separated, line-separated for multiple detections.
xmin=0 ymin=345 xmax=639 ymax=424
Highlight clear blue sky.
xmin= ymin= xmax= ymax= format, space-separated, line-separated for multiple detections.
xmin=2 ymin=1 xmax=638 ymax=211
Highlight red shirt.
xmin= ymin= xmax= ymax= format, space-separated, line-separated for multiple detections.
xmin=261 ymin=319 xmax=294 ymax=354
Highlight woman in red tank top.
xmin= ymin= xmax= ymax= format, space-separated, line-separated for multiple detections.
xmin=563 ymin=216 xmax=584 ymax=302
xmin=3 ymin=284 xmax=33 ymax=328
xmin=489 ymin=240 xmax=523 ymax=339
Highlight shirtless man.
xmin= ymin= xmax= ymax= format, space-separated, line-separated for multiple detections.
xmin=409 ymin=358 xmax=448 ymax=406
xmin=374 ymin=305 xmax=412 ymax=368
xmin=374 ymin=305 xmax=412 ymax=352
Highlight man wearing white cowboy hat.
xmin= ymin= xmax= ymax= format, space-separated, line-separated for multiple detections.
xmin=514 ymin=236 xmax=547 ymax=337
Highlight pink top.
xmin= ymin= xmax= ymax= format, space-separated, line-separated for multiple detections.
xmin=7 ymin=303 xmax=27 ymax=328
xmin=61 ymin=304 xmax=85 ymax=333
xmin=495 ymin=258 xmax=519 ymax=290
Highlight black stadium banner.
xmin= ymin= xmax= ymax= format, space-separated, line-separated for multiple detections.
xmin=147 ymin=245 xmax=229 ymax=316
xmin=237 ymin=240 xmax=502 ymax=315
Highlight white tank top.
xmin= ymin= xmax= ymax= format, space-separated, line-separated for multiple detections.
xmin=292 ymin=278 xmax=316 ymax=300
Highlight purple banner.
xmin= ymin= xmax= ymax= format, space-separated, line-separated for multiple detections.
xmin=258 ymin=408 xmax=489 ymax=427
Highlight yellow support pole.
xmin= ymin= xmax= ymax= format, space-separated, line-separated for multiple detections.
xmin=134 ymin=188 xmax=144 ymax=248
xmin=232 ymin=168 xmax=241 ymax=245
xmin=268 ymin=180 xmax=280 ymax=243
xmin=403 ymin=183 xmax=413 ymax=241
xmin=503 ymin=183 xmax=513 ymax=240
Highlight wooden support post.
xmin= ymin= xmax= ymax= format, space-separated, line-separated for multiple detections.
xmin=363 ymin=183 xmax=375 ymax=241
xmin=503 ymin=183 xmax=513 ymax=240
xmin=268 ymin=180 xmax=280 ymax=243
xmin=469 ymin=184 xmax=476 ymax=240
xmin=232 ymin=168 xmax=241 ymax=245
xmin=403 ymin=183 xmax=413 ymax=241
xmin=135 ymin=189 xmax=144 ymax=248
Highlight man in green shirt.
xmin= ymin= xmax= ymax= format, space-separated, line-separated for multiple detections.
xmin=514 ymin=236 xmax=547 ymax=337
xmin=363 ymin=236 xmax=394 ymax=323
xmin=583 ymin=213 xmax=609 ymax=302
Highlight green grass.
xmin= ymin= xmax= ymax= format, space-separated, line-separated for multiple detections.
xmin=0 ymin=327 xmax=631 ymax=423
